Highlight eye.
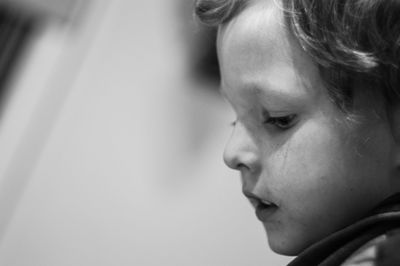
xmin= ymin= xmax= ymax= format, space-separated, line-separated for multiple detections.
xmin=264 ymin=114 xmax=297 ymax=130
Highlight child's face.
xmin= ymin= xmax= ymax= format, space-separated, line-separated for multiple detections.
xmin=218 ymin=0 xmax=396 ymax=255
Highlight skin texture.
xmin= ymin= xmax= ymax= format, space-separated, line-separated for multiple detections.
xmin=218 ymin=0 xmax=399 ymax=256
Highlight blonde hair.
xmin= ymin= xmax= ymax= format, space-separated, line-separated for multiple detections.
xmin=194 ymin=0 xmax=400 ymax=110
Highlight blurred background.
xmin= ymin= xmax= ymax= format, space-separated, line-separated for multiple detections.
xmin=0 ymin=1 xmax=292 ymax=265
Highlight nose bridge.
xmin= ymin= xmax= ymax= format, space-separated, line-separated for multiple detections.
xmin=223 ymin=122 xmax=260 ymax=172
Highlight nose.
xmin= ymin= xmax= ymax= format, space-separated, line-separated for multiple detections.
xmin=223 ymin=122 xmax=260 ymax=173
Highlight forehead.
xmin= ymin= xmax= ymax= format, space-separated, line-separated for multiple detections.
xmin=217 ymin=0 xmax=321 ymax=101
xmin=217 ymin=0 xmax=288 ymax=67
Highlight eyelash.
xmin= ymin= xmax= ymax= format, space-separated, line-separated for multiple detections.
xmin=264 ymin=114 xmax=297 ymax=130
xmin=229 ymin=114 xmax=297 ymax=130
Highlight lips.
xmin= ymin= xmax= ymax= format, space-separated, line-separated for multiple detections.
xmin=243 ymin=191 xmax=278 ymax=221
xmin=255 ymin=201 xmax=277 ymax=221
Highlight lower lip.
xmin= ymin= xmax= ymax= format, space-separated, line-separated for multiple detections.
xmin=255 ymin=204 xmax=277 ymax=221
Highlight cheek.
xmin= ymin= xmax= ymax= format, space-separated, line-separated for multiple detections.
xmin=259 ymin=120 xmax=372 ymax=253
xmin=265 ymin=119 xmax=350 ymax=197
xmin=263 ymin=118 xmax=386 ymax=227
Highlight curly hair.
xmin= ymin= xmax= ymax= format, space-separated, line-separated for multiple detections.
xmin=194 ymin=0 xmax=400 ymax=110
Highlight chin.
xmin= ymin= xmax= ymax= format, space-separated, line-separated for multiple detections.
xmin=268 ymin=240 xmax=302 ymax=256
xmin=266 ymin=230 xmax=310 ymax=256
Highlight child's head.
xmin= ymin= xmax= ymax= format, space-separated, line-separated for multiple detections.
xmin=195 ymin=0 xmax=400 ymax=256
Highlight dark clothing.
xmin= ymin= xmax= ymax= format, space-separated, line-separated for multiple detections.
xmin=288 ymin=194 xmax=400 ymax=266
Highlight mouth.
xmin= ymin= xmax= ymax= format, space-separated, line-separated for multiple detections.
xmin=244 ymin=192 xmax=278 ymax=222
xmin=255 ymin=200 xmax=277 ymax=221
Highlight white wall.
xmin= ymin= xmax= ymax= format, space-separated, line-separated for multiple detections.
xmin=0 ymin=1 xmax=292 ymax=265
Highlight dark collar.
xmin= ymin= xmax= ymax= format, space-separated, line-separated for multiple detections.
xmin=287 ymin=193 xmax=400 ymax=266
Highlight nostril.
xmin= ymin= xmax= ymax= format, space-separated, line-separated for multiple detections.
xmin=223 ymin=153 xmax=248 ymax=171
xmin=237 ymin=163 xmax=247 ymax=170
xmin=223 ymin=143 xmax=255 ymax=171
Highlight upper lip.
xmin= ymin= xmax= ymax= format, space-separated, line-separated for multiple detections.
xmin=243 ymin=190 xmax=275 ymax=208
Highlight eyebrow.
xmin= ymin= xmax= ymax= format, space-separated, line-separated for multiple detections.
xmin=253 ymin=84 xmax=307 ymax=111
xmin=250 ymin=85 xmax=288 ymax=99
xmin=220 ymin=83 xmax=287 ymax=101
xmin=220 ymin=77 xmax=307 ymax=110
xmin=249 ymin=84 xmax=300 ymax=108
